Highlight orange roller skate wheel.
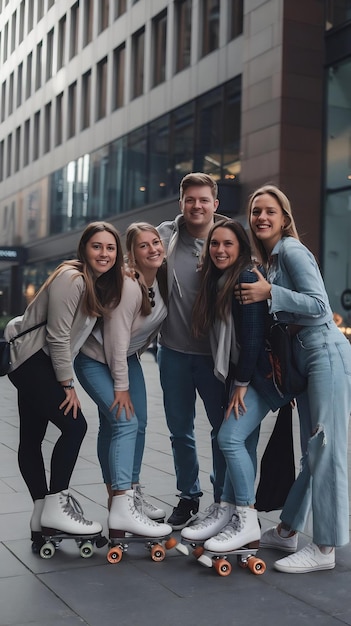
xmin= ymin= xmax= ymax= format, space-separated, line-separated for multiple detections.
xmin=214 ymin=558 xmax=232 ymax=577
xmin=107 ymin=546 xmax=123 ymax=563
xmin=150 ymin=544 xmax=166 ymax=562
xmin=165 ymin=537 xmax=177 ymax=550
xmin=192 ymin=546 xmax=204 ymax=559
xmin=247 ymin=556 xmax=266 ymax=575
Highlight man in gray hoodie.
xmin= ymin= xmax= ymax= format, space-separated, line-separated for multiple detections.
xmin=157 ymin=172 xmax=227 ymax=529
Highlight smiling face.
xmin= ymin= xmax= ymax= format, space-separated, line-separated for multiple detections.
xmin=249 ymin=193 xmax=286 ymax=253
xmin=209 ymin=226 xmax=241 ymax=270
xmin=85 ymin=230 xmax=118 ymax=277
xmin=133 ymin=230 xmax=165 ymax=275
xmin=180 ymin=185 xmax=219 ymax=238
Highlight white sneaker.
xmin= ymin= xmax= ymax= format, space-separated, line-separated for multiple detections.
xmin=260 ymin=526 xmax=298 ymax=553
xmin=41 ymin=491 xmax=102 ymax=536
xmin=204 ymin=506 xmax=261 ymax=553
xmin=181 ymin=503 xmax=236 ymax=542
xmin=134 ymin=485 xmax=166 ymax=521
xmin=274 ymin=542 xmax=335 ymax=573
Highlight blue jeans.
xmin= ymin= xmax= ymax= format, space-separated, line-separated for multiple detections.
xmin=74 ymin=352 xmax=147 ymax=489
xmin=218 ymin=385 xmax=269 ymax=506
xmin=158 ymin=345 xmax=226 ymax=501
xmin=281 ymin=322 xmax=351 ymax=546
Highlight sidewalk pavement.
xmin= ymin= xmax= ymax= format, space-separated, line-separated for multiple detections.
xmin=0 ymin=351 xmax=351 ymax=626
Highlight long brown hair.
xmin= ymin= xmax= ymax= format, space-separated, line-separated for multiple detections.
xmin=125 ymin=222 xmax=167 ymax=316
xmin=247 ymin=185 xmax=299 ymax=265
xmin=192 ymin=220 xmax=253 ymax=337
xmin=35 ymin=221 xmax=124 ymax=317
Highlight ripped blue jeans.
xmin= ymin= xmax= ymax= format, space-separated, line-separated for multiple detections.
xmin=281 ymin=322 xmax=351 ymax=547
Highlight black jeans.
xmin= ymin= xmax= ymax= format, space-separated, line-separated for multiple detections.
xmin=9 ymin=350 xmax=87 ymax=501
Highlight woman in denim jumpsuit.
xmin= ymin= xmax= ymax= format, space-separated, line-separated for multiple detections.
xmin=238 ymin=184 xmax=351 ymax=573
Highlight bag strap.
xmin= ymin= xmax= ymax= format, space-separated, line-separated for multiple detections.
xmin=9 ymin=320 xmax=47 ymax=343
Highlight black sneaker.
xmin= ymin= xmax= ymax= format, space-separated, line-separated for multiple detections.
xmin=167 ymin=498 xmax=199 ymax=530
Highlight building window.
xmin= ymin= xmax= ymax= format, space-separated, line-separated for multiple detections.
xmin=153 ymin=10 xmax=167 ymax=87
xmin=83 ymin=0 xmax=93 ymax=46
xmin=149 ymin=114 xmax=171 ymax=203
xmin=68 ymin=81 xmax=77 ymax=137
xmin=26 ymin=52 xmax=33 ymax=99
xmin=55 ymin=92 xmax=63 ymax=146
xmin=7 ymin=133 xmax=12 ymax=177
xmin=70 ymin=2 xmax=80 ymax=59
xmin=96 ymin=57 xmax=108 ymax=120
xmin=58 ymin=15 xmax=66 ymax=70
xmin=19 ymin=1 xmax=25 ymax=43
xmin=44 ymin=102 xmax=51 ymax=153
xmin=15 ymin=126 xmax=21 ymax=172
xmin=3 ymin=22 xmax=8 ymax=62
xmin=175 ymin=0 xmax=192 ymax=73
xmin=11 ymin=10 xmax=16 ymax=53
xmin=81 ymin=70 xmax=91 ymax=129
xmin=228 ymin=0 xmax=243 ymax=41
xmin=171 ymin=101 xmax=195 ymax=186
xmin=132 ymin=28 xmax=145 ymax=99
xmin=112 ymin=43 xmax=125 ymax=110
xmin=33 ymin=111 xmax=40 ymax=160
xmin=27 ymin=0 xmax=34 ymax=33
xmin=35 ymin=41 xmax=43 ymax=90
xmin=46 ymin=29 xmax=54 ymax=80
xmin=1 ymin=81 xmax=6 ymax=122
xmin=48 ymin=0 xmax=55 ymax=8
xmin=201 ymin=0 xmax=220 ymax=57
xmin=17 ymin=62 xmax=23 ymax=107
xmin=23 ymin=119 xmax=30 ymax=166
xmin=326 ymin=0 xmax=351 ymax=29
xmin=99 ymin=0 xmax=109 ymax=33
xmin=37 ymin=0 xmax=44 ymax=21
xmin=0 ymin=140 xmax=4 ymax=181
xmin=8 ymin=72 xmax=14 ymax=116
xmin=114 ymin=0 xmax=126 ymax=19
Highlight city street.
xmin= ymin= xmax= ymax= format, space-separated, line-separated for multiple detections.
xmin=0 ymin=351 xmax=350 ymax=626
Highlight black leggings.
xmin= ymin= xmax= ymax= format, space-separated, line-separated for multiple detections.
xmin=8 ymin=350 xmax=87 ymax=501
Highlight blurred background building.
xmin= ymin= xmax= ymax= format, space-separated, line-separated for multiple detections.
xmin=0 ymin=0 xmax=350 ymax=329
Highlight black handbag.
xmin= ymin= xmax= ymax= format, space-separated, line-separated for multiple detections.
xmin=267 ymin=322 xmax=307 ymax=396
xmin=0 ymin=320 xmax=47 ymax=376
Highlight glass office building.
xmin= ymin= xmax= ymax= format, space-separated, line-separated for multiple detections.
xmin=0 ymin=0 xmax=351 ymax=324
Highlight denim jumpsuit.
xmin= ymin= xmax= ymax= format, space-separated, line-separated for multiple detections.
xmin=269 ymin=237 xmax=351 ymax=547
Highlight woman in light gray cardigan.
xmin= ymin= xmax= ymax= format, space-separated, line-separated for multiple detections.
xmin=5 ymin=221 xmax=124 ymax=551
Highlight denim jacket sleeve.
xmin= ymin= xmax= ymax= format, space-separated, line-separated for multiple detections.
xmin=269 ymin=238 xmax=333 ymax=324
xmin=232 ymin=267 xmax=268 ymax=384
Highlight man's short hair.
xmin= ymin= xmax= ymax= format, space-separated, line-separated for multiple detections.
xmin=179 ymin=172 xmax=218 ymax=201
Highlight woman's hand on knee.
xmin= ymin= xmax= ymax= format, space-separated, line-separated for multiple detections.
xmin=110 ymin=390 xmax=134 ymax=420
xmin=59 ymin=388 xmax=81 ymax=419
xmin=226 ymin=386 xmax=248 ymax=420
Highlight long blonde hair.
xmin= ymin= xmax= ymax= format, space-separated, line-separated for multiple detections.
xmin=247 ymin=185 xmax=299 ymax=265
xmin=34 ymin=221 xmax=124 ymax=317
xmin=125 ymin=222 xmax=167 ymax=316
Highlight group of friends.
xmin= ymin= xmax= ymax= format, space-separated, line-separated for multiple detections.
xmin=4 ymin=172 xmax=351 ymax=574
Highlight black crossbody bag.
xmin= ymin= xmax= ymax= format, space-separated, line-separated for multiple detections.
xmin=0 ymin=320 xmax=47 ymax=376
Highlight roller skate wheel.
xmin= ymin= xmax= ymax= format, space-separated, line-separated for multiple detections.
xmin=40 ymin=542 xmax=55 ymax=559
xmin=197 ymin=553 xmax=213 ymax=568
xmin=80 ymin=542 xmax=94 ymax=558
xmin=192 ymin=546 xmax=204 ymax=559
xmin=107 ymin=546 xmax=123 ymax=563
xmin=150 ymin=544 xmax=166 ymax=562
xmin=247 ymin=556 xmax=266 ymax=575
xmin=214 ymin=558 xmax=232 ymax=577
xmin=165 ymin=537 xmax=177 ymax=550
xmin=175 ymin=542 xmax=190 ymax=556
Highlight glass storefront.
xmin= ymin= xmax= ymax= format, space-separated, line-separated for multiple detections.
xmin=324 ymin=57 xmax=351 ymax=328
